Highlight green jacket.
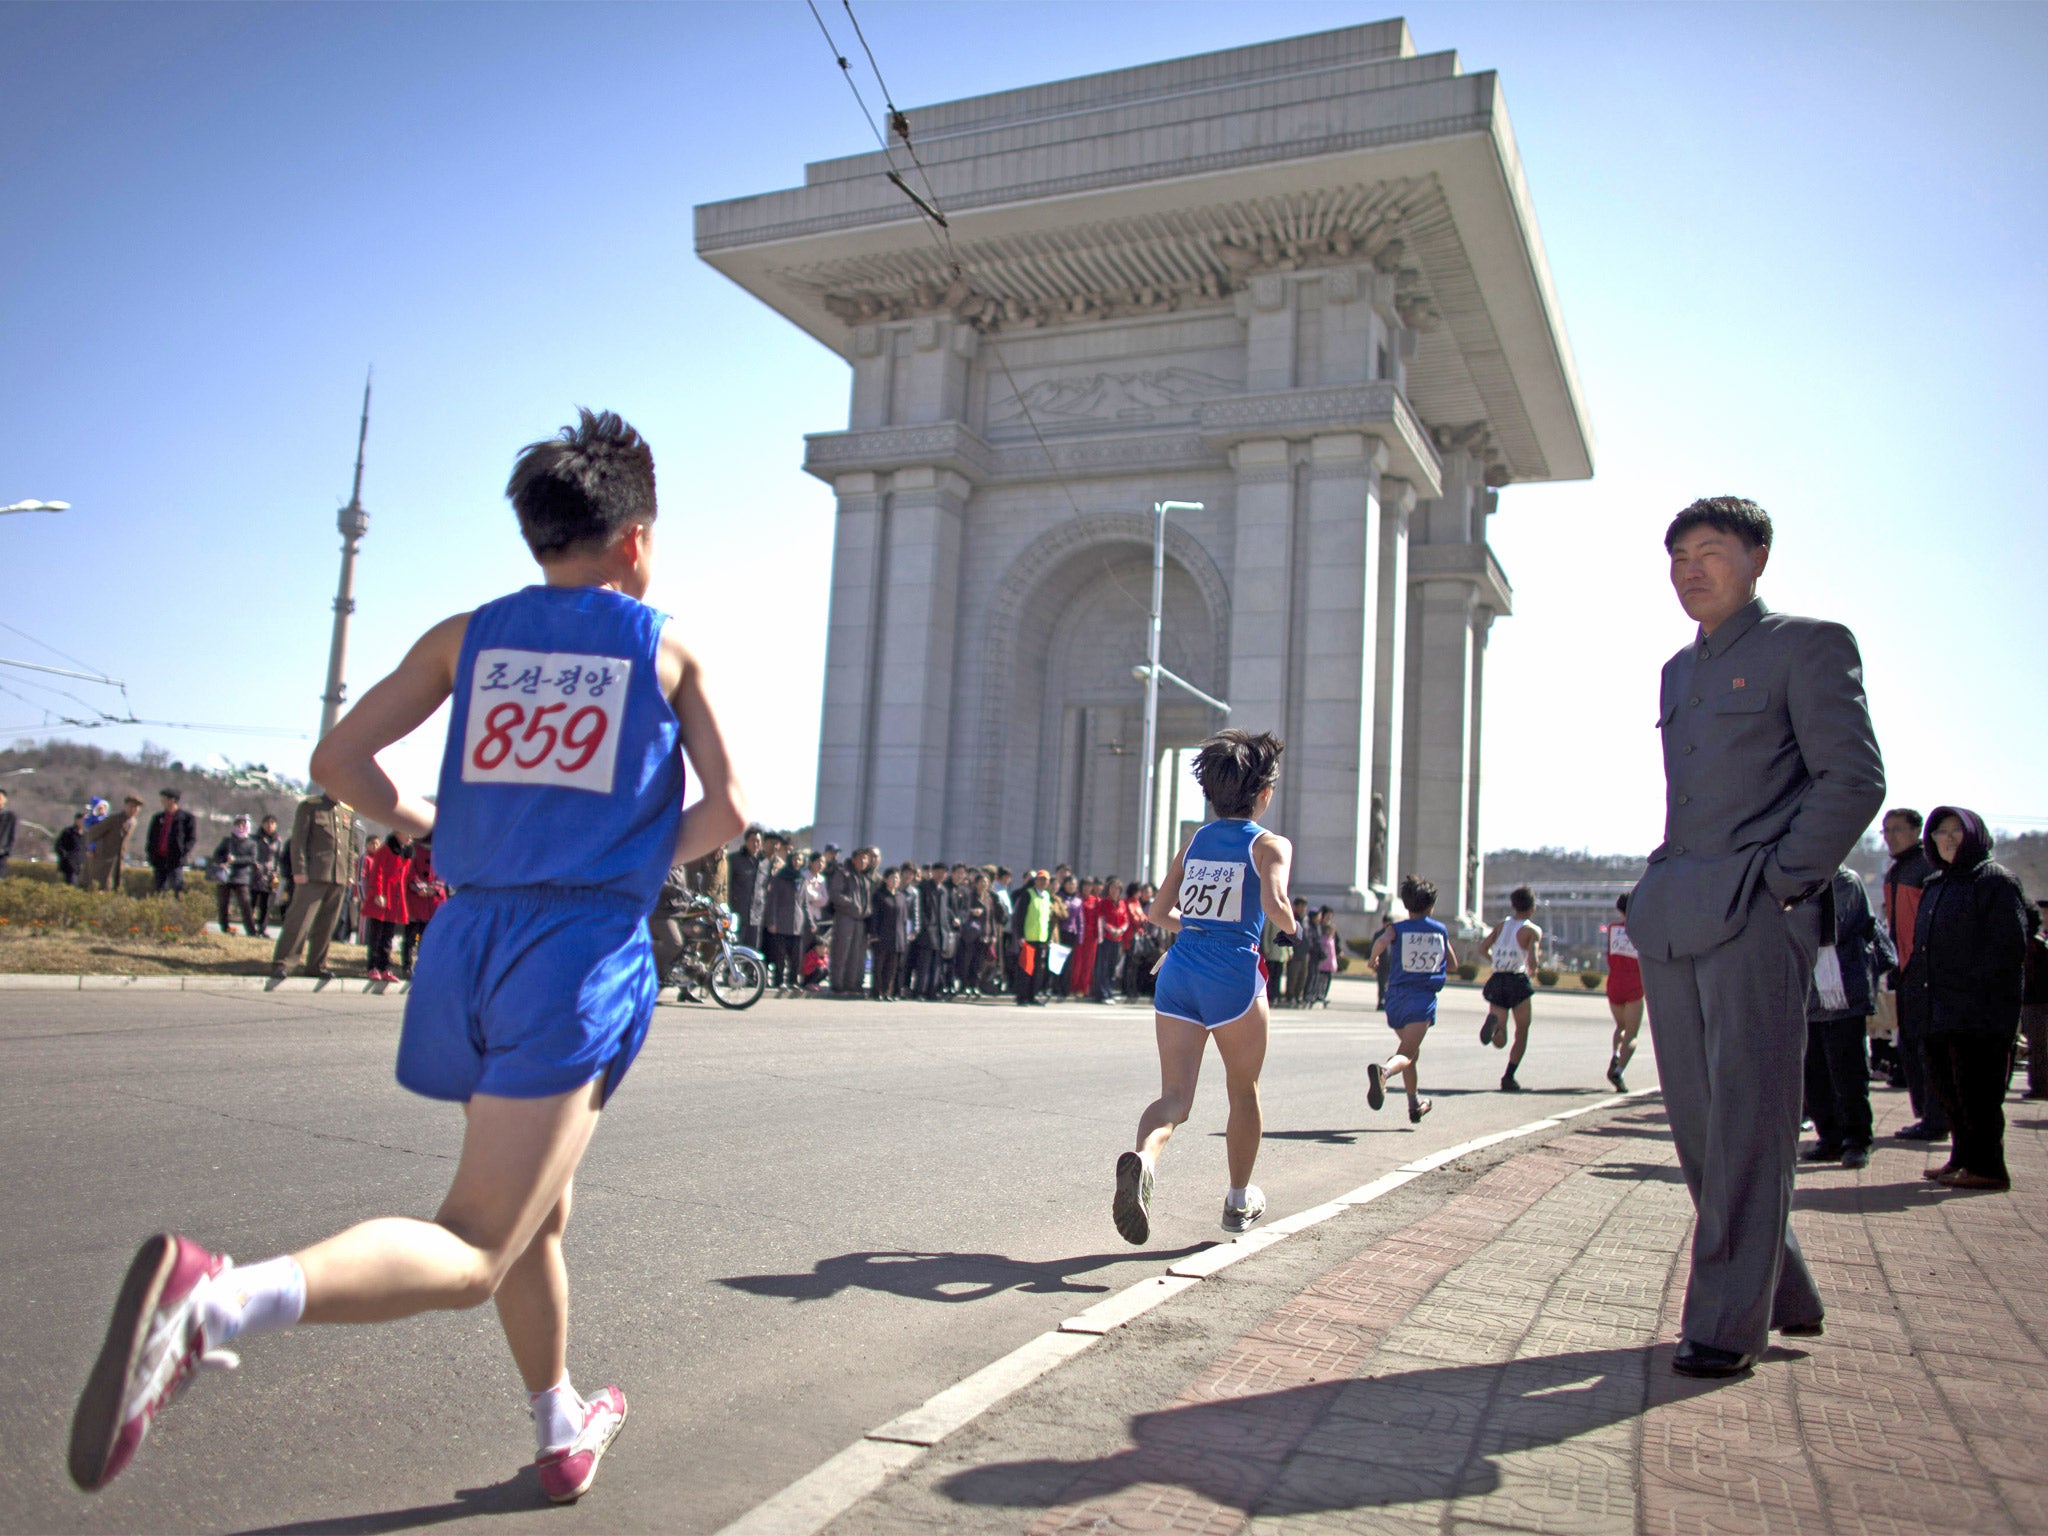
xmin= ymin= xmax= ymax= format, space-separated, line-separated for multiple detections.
xmin=1022 ymin=888 xmax=1057 ymax=944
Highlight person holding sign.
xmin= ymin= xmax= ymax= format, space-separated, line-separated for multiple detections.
xmin=70 ymin=410 xmax=746 ymax=1505
xmin=1367 ymin=876 xmax=1457 ymax=1123
xmin=1113 ymin=730 xmax=1297 ymax=1245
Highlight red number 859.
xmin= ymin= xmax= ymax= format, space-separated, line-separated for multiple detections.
xmin=471 ymin=701 xmax=610 ymax=774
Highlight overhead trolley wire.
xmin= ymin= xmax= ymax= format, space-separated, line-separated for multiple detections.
xmin=802 ymin=0 xmax=1160 ymax=621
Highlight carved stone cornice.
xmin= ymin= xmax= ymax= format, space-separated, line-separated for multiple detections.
xmin=803 ymin=422 xmax=994 ymax=485
xmin=1197 ymin=383 xmax=1441 ymax=497
xmin=1406 ymin=539 xmax=1513 ymax=617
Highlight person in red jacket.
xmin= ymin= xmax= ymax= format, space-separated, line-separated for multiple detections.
xmin=401 ymin=837 xmax=448 ymax=978
xmin=359 ymin=832 xmax=412 ymax=982
xmin=1092 ymin=877 xmax=1131 ymax=1001
xmin=1073 ymin=879 xmax=1102 ymax=1002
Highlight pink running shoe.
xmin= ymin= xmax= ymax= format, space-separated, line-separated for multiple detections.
xmin=535 ymin=1386 xmax=628 ymax=1504
xmin=69 ymin=1234 xmax=237 ymax=1491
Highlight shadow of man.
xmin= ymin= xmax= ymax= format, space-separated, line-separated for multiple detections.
xmin=718 ymin=1245 xmax=1205 ymax=1304
xmin=941 ymin=1343 xmax=1748 ymax=1519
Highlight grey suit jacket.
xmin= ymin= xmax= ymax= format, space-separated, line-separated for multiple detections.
xmin=1627 ymin=599 xmax=1885 ymax=962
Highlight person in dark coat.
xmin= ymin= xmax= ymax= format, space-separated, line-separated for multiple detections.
xmin=2022 ymin=900 xmax=2048 ymax=1100
xmin=1904 ymin=806 xmax=2029 ymax=1190
xmin=1800 ymin=868 xmax=1894 ymax=1169
xmin=145 ymin=789 xmax=197 ymax=895
xmin=869 ymin=867 xmax=912 ymax=999
xmin=726 ymin=826 xmax=771 ymax=953
xmin=0 ymin=787 xmax=15 ymax=877
xmin=1881 ymin=807 xmax=1946 ymax=1139
xmin=54 ymin=812 xmax=86 ymax=886
xmin=825 ymin=847 xmax=876 ymax=996
xmin=249 ymin=814 xmax=283 ymax=936
xmin=762 ymin=853 xmax=810 ymax=994
xmin=210 ymin=815 xmax=261 ymax=937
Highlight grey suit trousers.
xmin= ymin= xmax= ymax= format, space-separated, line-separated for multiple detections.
xmin=1642 ymin=892 xmax=1824 ymax=1355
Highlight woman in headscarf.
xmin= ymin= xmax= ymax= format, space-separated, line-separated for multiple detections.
xmin=1902 ymin=806 xmax=2030 ymax=1190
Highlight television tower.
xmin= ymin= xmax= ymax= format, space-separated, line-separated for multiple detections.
xmin=318 ymin=373 xmax=372 ymax=741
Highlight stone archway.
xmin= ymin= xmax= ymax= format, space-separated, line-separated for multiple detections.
xmin=970 ymin=516 xmax=1229 ymax=872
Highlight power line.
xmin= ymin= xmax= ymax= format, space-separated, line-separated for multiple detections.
xmin=808 ymin=1 xmax=1156 ymax=619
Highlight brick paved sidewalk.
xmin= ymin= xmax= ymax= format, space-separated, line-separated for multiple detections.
xmin=829 ymin=1091 xmax=2048 ymax=1535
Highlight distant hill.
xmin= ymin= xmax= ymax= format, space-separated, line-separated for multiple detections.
xmin=0 ymin=740 xmax=308 ymax=859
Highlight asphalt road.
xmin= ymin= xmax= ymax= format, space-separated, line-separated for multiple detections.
xmin=0 ymin=975 xmax=1654 ymax=1534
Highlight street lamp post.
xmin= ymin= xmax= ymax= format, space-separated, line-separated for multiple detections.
xmin=1134 ymin=500 xmax=1229 ymax=885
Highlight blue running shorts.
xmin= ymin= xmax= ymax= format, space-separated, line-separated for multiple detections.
xmin=1385 ymin=990 xmax=1439 ymax=1030
xmin=397 ymin=885 xmax=658 ymax=1104
xmin=1153 ymin=936 xmax=1266 ymax=1030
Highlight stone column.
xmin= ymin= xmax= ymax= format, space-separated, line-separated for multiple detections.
xmin=1465 ymin=609 xmax=1492 ymax=922
xmin=1290 ymin=432 xmax=1382 ymax=908
xmin=1407 ymin=576 xmax=1476 ymax=921
xmin=813 ymin=472 xmax=887 ymax=849
xmin=1368 ymin=480 xmax=1413 ymax=902
xmin=1225 ymin=438 xmax=1294 ymax=745
xmin=863 ymin=466 xmax=969 ymax=861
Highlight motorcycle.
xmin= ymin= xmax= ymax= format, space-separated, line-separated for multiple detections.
xmin=659 ymin=895 xmax=767 ymax=1010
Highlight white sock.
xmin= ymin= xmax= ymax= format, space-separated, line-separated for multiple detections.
xmin=1138 ymin=1149 xmax=1156 ymax=1174
xmin=201 ymin=1255 xmax=305 ymax=1345
xmin=530 ymin=1375 xmax=585 ymax=1453
xmin=1227 ymin=1185 xmax=1249 ymax=1208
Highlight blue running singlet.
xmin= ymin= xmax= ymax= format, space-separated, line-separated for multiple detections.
xmin=1384 ymin=915 xmax=1450 ymax=1028
xmin=1154 ymin=819 xmax=1271 ymax=1030
xmin=433 ymin=585 xmax=684 ymax=909
xmin=399 ymin=585 xmax=685 ymax=1104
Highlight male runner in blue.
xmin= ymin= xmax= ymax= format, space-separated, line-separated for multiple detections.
xmin=1114 ymin=730 xmax=1297 ymax=1244
xmin=70 ymin=411 xmax=746 ymax=1504
xmin=1367 ymin=876 xmax=1458 ymax=1124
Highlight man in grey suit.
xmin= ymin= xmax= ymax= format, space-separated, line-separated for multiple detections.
xmin=1627 ymin=497 xmax=1885 ymax=1379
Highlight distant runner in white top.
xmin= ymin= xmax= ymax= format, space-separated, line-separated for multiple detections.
xmin=1479 ymin=886 xmax=1543 ymax=1092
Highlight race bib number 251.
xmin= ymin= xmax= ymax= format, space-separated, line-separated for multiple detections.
xmin=460 ymin=648 xmax=630 ymax=794
xmin=1179 ymin=858 xmax=1246 ymax=922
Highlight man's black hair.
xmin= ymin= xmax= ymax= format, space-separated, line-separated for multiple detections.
xmin=1615 ymin=892 xmax=1630 ymax=915
xmin=1510 ymin=885 xmax=1536 ymax=915
xmin=1883 ymin=806 xmax=1924 ymax=831
xmin=1664 ymin=496 xmax=1772 ymax=553
xmin=1399 ymin=875 xmax=1437 ymax=914
xmin=160 ymin=788 xmax=180 ymax=801
xmin=506 ymin=408 xmax=657 ymax=557
xmin=1192 ymin=729 xmax=1284 ymax=820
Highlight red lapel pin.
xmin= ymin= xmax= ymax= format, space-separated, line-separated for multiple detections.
xmin=1732 ymin=678 xmax=1747 ymax=689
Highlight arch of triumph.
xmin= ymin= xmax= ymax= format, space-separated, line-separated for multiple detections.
xmin=696 ymin=19 xmax=1592 ymax=923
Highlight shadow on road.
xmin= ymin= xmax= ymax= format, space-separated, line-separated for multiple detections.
xmin=1793 ymin=1180 xmax=1955 ymax=1215
xmin=1586 ymin=1161 xmax=1686 ymax=1184
xmin=940 ymin=1344 xmax=1749 ymax=1517
xmin=717 ymin=1245 xmax=1206 ymax=1304
xmin=234 ymin=1465 xmax=541 ymax=1534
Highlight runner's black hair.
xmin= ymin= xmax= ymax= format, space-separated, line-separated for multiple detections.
xmin=1192 ymin=729 xmax=1284 ymax=819
xmin=1400 ymin=875 xmax=1436 ymax=914
xmin=1510 ymin=886 xmax=1536 ymax=915
xmin=1664 ymin=495 xmax=1772 ymax=552
xmin=507 ymin=408 xmax=657 ymax=556
xmin=1616 ymin=892 xmax=1629 ymax=915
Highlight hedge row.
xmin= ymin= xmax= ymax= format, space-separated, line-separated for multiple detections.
xmin=0 ymin=877 xmax=212 ymax=941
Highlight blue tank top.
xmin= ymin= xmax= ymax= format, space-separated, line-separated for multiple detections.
xmin=1387 ymin=916 xmax=1450 ymax=996
xmin=1175 ymin=819 xmax=1268 ymax=952
xmin=432 ymin=585 xmax=684 ymax=909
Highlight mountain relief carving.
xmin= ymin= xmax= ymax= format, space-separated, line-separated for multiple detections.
xmin=989 ymin=367 xmax=1238 ymax=429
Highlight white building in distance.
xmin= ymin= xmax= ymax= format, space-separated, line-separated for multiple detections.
xmin=696 ymin=18 xmax=1593 ymax=922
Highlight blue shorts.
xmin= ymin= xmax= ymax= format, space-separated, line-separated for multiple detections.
xmin=1385 ymin=988 xmax=1440 ymax=1030
xmin=397 ymin=885 xmax=658 ymax=1104
xmin=1154 ymin=936 xmax=1266 ymax=1030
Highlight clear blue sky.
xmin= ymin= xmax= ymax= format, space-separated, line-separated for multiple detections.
xmin=3 ymin=1 xmax=2042 ymax=853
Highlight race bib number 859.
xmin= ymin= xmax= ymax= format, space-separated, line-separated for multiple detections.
xmin=460 ymin=648 xmax=630 ymax=794
xmin=1179 ymin=858 xmax=1246 ymax=922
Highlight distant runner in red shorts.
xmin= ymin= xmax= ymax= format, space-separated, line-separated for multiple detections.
xmin=1606 ymin=893 xmax=1645 ymax=1090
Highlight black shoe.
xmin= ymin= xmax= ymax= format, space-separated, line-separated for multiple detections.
xmin=1500 ymin=1071 xmax=1521 ymax=1093
xmin=1480 ymin=1018 xmax=1496 ymax=1046
xmin=1409 ymin=1096 xmax=1432 ymax=1124
xmin=1895 ymin=1122 xmax=1949 ymax=1142
xmin=1840 ymin=1145 xmax=1871 ymax=1170
xmin=1777 ymin=1320 xmax=1825 ymax=1338
xmin=1367 ymin=1062 xmax=1386 ymax=1113
xmin=1112 ymin=1151 xmax=1153 ymax=1246
xmin=269 ymin=962 xmax=288 ymax=982
xmin=1672 ymin=1340 xmax=1755 ymax=1378
xmin=1799 ymin=1142 xmax=1846 ymax=1163
xmin=1606 ymin=1056 xmax=1622 ymax=1090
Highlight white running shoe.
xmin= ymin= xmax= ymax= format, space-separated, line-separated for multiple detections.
xmin=1222 ymin=1186 xmax=1266 ymax=1234
xmin=1113 ymin=1152 xmax=1153 ymax=1245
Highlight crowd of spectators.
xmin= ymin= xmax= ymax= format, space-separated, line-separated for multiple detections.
xmin=674 ymin=825 xmax=1347 ymax=1008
